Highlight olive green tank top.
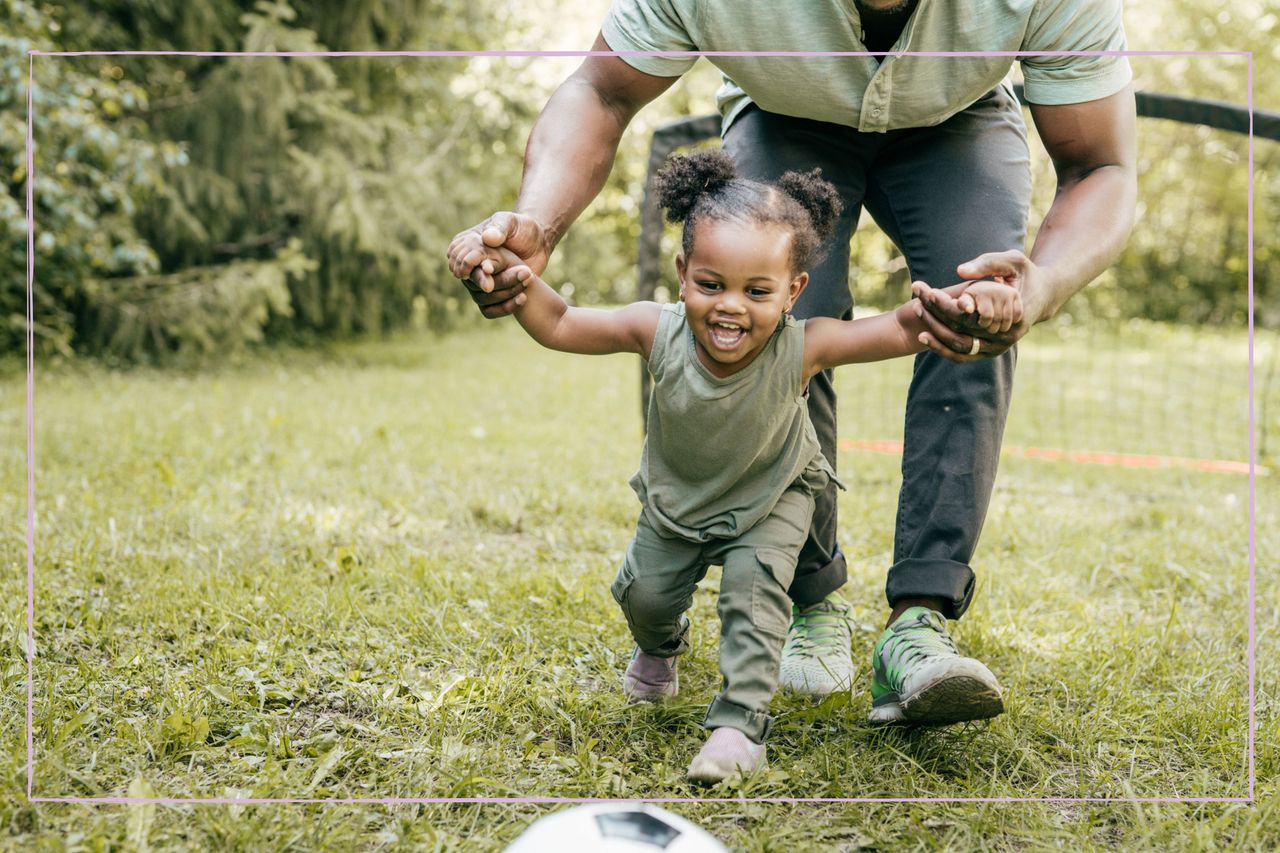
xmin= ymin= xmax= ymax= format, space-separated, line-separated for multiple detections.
xmin=630 ymin=302 xmax=839 ymax=542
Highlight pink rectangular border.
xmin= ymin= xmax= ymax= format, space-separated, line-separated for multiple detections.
xmin=23 ymin=48 xmax=1258 ymax=807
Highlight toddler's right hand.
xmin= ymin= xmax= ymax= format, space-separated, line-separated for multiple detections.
xmin=956 ymin=281 xmax=1023 ymax=334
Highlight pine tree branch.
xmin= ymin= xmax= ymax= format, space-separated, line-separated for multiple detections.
xmin=212 ymin=228 xmax=291 ymax=258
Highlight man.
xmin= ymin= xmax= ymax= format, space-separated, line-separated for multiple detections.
xmin=447 ymin=0 xmax=1136 ymax=726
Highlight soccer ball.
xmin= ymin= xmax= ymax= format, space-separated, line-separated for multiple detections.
xmin=504 ymin=803 xmax=729 ymax=852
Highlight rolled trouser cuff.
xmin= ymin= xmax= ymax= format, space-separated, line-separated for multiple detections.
xmin=787 ymin=546 xmax=847 ymax=608
xmin=638 ymin=615 xmax=692 ymax=658
xmin=703 ymin=694 xmax=773 ymax=744
xmin=885 ymin=558 xmax=975 ymax=619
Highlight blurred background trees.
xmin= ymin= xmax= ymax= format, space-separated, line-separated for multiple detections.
xmin=2 ymin=0 xmax=1276 ymax=363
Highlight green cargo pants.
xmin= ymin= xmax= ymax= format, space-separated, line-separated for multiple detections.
xmin=611 ymin=486 xmax=814 ymax=743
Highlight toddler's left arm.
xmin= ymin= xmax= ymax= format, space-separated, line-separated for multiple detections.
xmin=804 ymin=280 xmax=1022 ymax=377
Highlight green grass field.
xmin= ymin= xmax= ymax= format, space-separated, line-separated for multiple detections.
xmin=2 ymin=319 xmax=1277 ymax=850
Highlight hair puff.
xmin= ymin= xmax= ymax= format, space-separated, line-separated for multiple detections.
xmin=775 ymin=168 xmax=842 ymax=244
xmin=653 ymin=149 xmax=738 ymax=224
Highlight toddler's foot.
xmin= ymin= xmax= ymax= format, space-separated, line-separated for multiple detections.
xmin=623 ymin=648 xmax=678 ymax=703
xmin=687 ymin=727 xmax=765 ymax=784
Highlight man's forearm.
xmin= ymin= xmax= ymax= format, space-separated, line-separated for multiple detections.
xmin=514 ymin=35 xmax=676 ymax=258
xmin=1025 ymin=89 xmax=1139 ymax=324
xmin=1028 ymin=163 xmax=1137 ymax=321
xmin=515 ymin=78 xmax=632 ymax=252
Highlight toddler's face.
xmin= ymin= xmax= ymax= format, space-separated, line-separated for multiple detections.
xmin=676 ymin=219 xmax=808 ymax=378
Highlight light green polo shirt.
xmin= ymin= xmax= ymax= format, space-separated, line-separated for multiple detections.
xmin=601 ymin=0 xmax=1131 ymax=134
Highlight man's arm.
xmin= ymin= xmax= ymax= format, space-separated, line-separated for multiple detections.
xmin=446 ymin=33 xmax=678 ymax=316
xmin=1024 ymin=86 xmax=1139 ymax=316
xmin=916 ymin=86 xmax=1138 ymax=361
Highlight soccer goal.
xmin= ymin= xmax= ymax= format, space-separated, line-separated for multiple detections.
xmin=635 ymin=89 xmax=1280 ymax=474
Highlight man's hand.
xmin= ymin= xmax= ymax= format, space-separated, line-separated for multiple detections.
xmin=445 ymin=34 xmax=678 ymax=320
xmin=912 ymin=250 xmax=1049 ymax=362
xmin=447 ymin=211 xmax=555 ymax=319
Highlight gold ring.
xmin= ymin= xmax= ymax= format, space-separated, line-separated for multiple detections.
xmin=969 ymin=337 xmax=981 ymax=356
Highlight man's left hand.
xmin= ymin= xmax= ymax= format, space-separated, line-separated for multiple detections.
xmin=913 ymin=250 xmax=1049 ymax=362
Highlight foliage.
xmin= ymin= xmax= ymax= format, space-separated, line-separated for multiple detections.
xmin=76 ymin=237 xmax=310 ymax=362
xmin=1 ymin=1 xmax=165 ymax=357
xmin=3 ymin=0 xmax=1275 ymax=364
xmin=5 ymin=0 xmax=547 ymax=363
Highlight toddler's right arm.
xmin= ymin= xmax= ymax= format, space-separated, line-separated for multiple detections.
xmin=509 ymin=266 xmax=660 ymax=358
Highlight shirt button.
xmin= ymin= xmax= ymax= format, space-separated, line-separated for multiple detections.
xmin=872 ymin=108 xmax=882 ymax=116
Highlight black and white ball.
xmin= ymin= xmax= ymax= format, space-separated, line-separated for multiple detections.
xmin=505 ymin=803 xmax=728 ymax=852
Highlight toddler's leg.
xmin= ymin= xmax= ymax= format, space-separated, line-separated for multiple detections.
xmin=704 ymin=543 xmax=796 ymax=739
xmin=612 ymin=511 xmax=707 ymax=701
xmin=689 ymin=488 xmax=813 ymax=782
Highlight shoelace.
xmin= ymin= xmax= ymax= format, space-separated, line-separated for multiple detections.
xmin=787 ymin=607 xmax=852 ymax=656
xmin=880 ymin=613 xmax=958 ymax=676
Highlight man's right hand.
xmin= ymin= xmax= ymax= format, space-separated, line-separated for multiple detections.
xmin=447 ymin=211 xmax=554 ymax=319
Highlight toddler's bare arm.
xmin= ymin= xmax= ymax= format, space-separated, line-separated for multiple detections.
xmin=510 ymin=267 xmax=660 ymax=358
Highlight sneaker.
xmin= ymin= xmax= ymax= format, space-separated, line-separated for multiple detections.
xmin=687 ymin=727 xmax=765 ymax=784
xmin=868 ymin=606 xmax=1004 ymax=725
xmin=778 ymin=593 xmax=854 ymax=696
xmin=623 ymin=648 xmax=678 ymax=703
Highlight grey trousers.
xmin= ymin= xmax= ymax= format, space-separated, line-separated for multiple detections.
xmin=723 ymin=85 xmax=1031 ymax=619
xmin=611 ymin=487 xmax=814 ymax=743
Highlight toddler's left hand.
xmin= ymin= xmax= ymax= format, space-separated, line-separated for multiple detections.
xmin=953 ymin=280 xmax=1023 ymax=334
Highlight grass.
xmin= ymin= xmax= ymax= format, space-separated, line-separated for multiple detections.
xmin=2 ymin=318 xmax=1277 ymax=850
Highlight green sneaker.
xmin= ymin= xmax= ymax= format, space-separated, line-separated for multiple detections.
xmin=778 ymin=593 xmax=854 ymax=696
xmin=868 ymin=606 xmax=1003 ymax=725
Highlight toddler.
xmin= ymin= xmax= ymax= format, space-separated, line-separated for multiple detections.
xmin=499 ymin=150 xmax=1021 ymax=782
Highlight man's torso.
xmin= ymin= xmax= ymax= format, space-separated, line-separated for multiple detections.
xmin=602 ymin=0 xmax=1131 ymax=133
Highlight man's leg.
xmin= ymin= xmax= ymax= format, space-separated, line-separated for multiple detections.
xmin=725 ymin=106 xmax=874 ymax=602
xmin=859 ymin=83 xmax=1031 ymax=723
xmin=723 ymin=107 xmax=885 ymax=695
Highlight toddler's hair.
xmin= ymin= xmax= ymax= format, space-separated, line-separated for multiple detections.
xmin=653 ymin=149 xmax=842 ymax=273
